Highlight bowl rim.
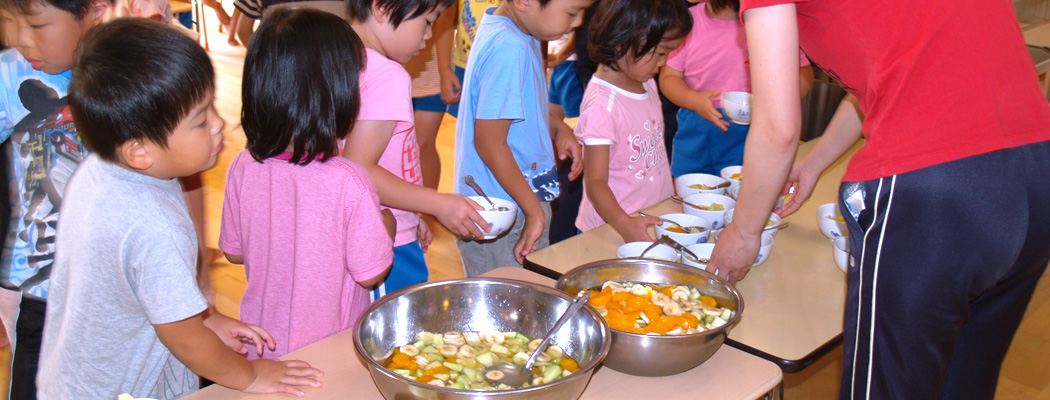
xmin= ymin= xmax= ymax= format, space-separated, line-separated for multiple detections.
xmin=352 ymin=277 xmax=612 ymax=395
xmin=554 ymin=258 xmax=745 ymax=340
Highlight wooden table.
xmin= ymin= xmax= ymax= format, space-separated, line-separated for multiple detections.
xmin=184 ymin=267 xmax=783 ymax=399
xmin=524 ymin=140 xmax=861 ymax=372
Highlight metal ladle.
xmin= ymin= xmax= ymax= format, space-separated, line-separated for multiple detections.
xmin=484 ymin=290 xmax=591 ymax=387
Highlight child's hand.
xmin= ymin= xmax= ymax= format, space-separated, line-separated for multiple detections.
xmin=618 ymin=215 xmax=661 ymax=243
xmin=202 ymin=309 xmax=276 ymax=357
xmin=416 ymin=217 xmax=433 ymax=252
xmin=244 ymin=358 xmax=324 ymax=397
xmin=552 ymin=123 xmax=584 ymax=180
xmin=435 ymin=194 xmax=489 ymax=239
xmin=440 ymin=70 xmax=461 ymax=104
xmin=513 ymin=213 xmax=546 ymax=264
xmin=691 ymin=90 xmax=730 ymax=132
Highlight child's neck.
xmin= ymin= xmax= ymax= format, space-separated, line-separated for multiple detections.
xmin=594 ymin=64 xmax=645 ymax=94
xmin=493 ymin=2 xmax=532 ymax=38
xmin=706 ymin=2 xmax=737 ymax=21
xmin=349 ymin=20 xmax=388 ymax=58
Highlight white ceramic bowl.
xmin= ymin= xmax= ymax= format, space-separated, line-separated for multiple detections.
xmin=468 ymin=196 xmax=518 ymax=240
xmin=681 ymin=243 xmax=717 ymax=273
xmin=816 ymin=203 xmax=848 ymax=240
xmin=752 ymin=232 xmax=776 ymax=267
xmin=682 ymin=193 xmax=736 ymax=230
xmin=725 ymin=186 xmax=784 ymax=209
xmin=675 ymin=173 xmax=728 ymax=197
xmin=722 ymin=91 xmax=752 ymax=125
xmin=654 ymin=213 xmax=711 ymax=247
xmin=724 ymin=209 xmax=782 ymax=237
xmin=616 ymin=241 xmax=679 ymax=262
xmin=719 ymin=165 xmax=742 ymax=191
xmin=833 ymin=236 xmax=849 ymax=273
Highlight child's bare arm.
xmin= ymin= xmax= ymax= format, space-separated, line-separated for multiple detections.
xmin=475 ymin=119 xmax=545 ymax=263
xmin=582 ymin=145 xmax=661 ymax=242
xmin=155 ymin=313 xmax=323 ymax=396
xmin=659 ymin=65 xmax=729 ymax=131
xmin=201 ymin=307 xmax=275 ymax=357
xmin=435 ymin=6 xmax=459 ymax=104
xmin=343 ymin=120 xmax=488 ymax=239
xmin=550 ymin=118 xmax=583 ymax=180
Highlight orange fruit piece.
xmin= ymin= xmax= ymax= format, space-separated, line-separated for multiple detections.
xmin=626 ymin=294 xmax=651 ymax=310
xmin=658 ymin=286 xmax=675 ymax=298
xmin=588 ymin=290 xmax=611 ymax=307
xmin=612 ymin=291 xmax=631 ymax=303
xmin=560 ymin=358 xmax=580 ymax=373
xmin=700 ymin=295 xmax=718 ymax=307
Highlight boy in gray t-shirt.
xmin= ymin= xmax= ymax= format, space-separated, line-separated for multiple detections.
xmin=36 ymin=19 xmax=323 ymax=399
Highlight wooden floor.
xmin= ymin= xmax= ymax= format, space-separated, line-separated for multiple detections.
xmin=4 ymin=12 xmax=1050 ymax=399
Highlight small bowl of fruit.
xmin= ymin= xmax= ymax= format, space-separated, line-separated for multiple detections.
xmin=675 ymin=173 xmax=729 ymax=197
xmin=817 ymin=202 xmax=847 ymax=239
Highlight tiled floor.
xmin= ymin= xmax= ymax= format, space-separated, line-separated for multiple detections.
xmin=3 ymin=9 xmax=1050 ymax=399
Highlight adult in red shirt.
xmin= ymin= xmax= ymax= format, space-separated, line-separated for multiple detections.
xmin=709 ymin=0 xmax=1050 ymax=398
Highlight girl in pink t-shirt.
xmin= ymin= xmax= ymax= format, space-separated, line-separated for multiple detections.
xmin=219 ymin=9 xmax=394 ymax=358
xmin=573 ymin=0 xmax=691 ymax=241
xmin=659 ymin=0 xmax=812 ymax=177
xmin=345 ymin=0 xmax=490 ymax=301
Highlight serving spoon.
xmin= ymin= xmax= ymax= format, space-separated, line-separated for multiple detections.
xmin=484 ymin=290 xmax=591 ymax=387
xmin=639 ymin=212 xmax=706 ymax=233
xmin=464 ymin=175 xmax=496 ymax=208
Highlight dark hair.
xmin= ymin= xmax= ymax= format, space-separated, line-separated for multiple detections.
xmin=69 ymin=17 xmax=213 ymax=162
xmin=346 ymin=0 xmax=453 ymax=28
xmin=242 ymin=8 xmax=365 ymax=165
xmin=0 ymin=0 xmax=107 ymax=19
xmin=708 ymin=0 xmax=739 ymax=14
xmin=588 ymin=0 xmax=692 ymax=70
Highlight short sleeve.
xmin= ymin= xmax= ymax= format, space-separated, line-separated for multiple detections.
xmin=342 ymin=165 xmax=393 ymax=281
xmin=127 ymin=222 xmax=208 ymax=325
xmin=665 ymin=34 xmax=690 ymax=72
xmin=218 ymin=152 xmax=246 ymax=256
xmin=234 ymin=0 xmax=263 ymax=19
xmin=0 ymin=110 xmax=11 ymax=143
xmin=358 ymin=53 xmax=413 ymax=133
xmin=574 ymin=97 xmax=617 ymax=146
xmin=473 ymin=44 xmax=528 ymax=121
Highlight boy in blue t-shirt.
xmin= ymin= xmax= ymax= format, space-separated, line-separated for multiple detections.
xmin=452 ymin=0 xmax=592 ymax=276
xmin=0 ymin=0 xmax=110 ymax=396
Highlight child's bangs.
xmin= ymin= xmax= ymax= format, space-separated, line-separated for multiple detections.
xmin=2 ymin=0 xmax=92 ymax=18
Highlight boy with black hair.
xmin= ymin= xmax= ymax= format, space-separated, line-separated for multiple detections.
xmin=36 ymin=18 xmax=323 ymax=399
xmin=0 ymin=0 xmax=109 ymax=396
xmin=452 ymin=0 xmax=591 ymax=275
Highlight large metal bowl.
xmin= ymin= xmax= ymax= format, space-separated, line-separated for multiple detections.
xmin=556 ymin=259 xmax=744 ymax=376
xmin=353 ymin=278 xmax=611 ymax=399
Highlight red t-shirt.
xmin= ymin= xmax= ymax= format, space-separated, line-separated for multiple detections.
xmin=740 ymin=0 xmax=1050 ymax=181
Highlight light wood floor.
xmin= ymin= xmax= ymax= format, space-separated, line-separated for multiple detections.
xmin=4 ymin=12 xmax=1050 ymax=399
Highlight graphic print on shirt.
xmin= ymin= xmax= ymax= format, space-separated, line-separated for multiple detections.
xmin=628 ymin=118 xmax=666 ymax=182
xmin=2 ymin=79 xmax=86 ymax=298
xmin=458 ymin=0 xmax=501 ymax=55
xmin=528 ymin=166 xmax=559 ymax=201
xmin=400 ymin=128 xmax=422 ymax=185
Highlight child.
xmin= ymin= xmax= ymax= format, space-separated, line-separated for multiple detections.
xmin=403 ymin=5 xmax=456 ymax=190
xmin=573 ymin=0 xmax=691 ymax=241
xmin=36 ymin=18 xmax=322 ymax=399
xmin=441 ymin=0 xmax=499 ymax=117
xmin=659 ymin=0 xmax=812 ymax=177
xmin=346 ymin=0 xmax=490 ymax=299
xmin=0 ymin=0 xmax=109 ymax=397
xmin=452 ymin=0 xmax=590 ymax=276
xmin=220 ymin=8 xmax=394 ymax=359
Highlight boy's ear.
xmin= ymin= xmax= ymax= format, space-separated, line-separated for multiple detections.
xmin=371 ymin=2 xmax=389 ymax=24
xmin=512 ymin=0 xmax=532 ymax=12
xmin=120 ymin=140 xmax=154 ymax=171
xmin=86 ymin=0 xmax=111 ymax=25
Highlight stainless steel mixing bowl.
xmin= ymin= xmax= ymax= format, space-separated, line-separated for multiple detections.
xmin=353 ymin=278 xmax=611 ymax=399
xmin=555 ymin=258 xmax=744 ymax=376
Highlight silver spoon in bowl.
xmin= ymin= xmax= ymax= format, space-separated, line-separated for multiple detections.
xmin=484 ymin=290 xmax=591 ymax=388
xmin=464 ymin=175 xmax=496 ymax=209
